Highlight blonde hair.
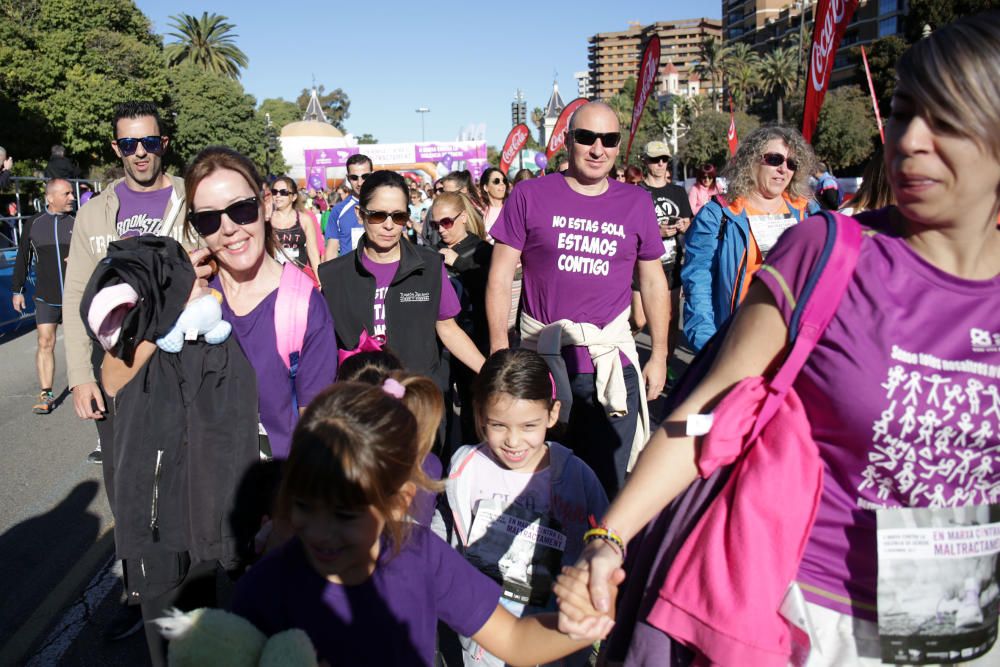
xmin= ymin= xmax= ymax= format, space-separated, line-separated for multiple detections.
xmin=432 ymin=192 xmax=485 ymax=239
xmin=721 ymin=125 xmax=816 ymax=203
xmin=895 ymin=11 xmax=1000 ymax=162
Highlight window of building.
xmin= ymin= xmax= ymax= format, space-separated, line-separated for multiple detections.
xmin=878 ymin=0 xmax=899 ymax=14
xmin=878 ymin=16 xmax=898 ymax=37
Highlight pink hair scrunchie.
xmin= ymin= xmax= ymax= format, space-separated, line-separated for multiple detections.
xmin=382 ymin=378 xmax=406 ymax=399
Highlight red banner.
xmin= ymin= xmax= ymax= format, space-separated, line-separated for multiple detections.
xmin=860 ymin=46 xmax=884 ymax=144
xmin=801 ymin=0 xmax=859 ymax=142
xmin=625 ymin=37 xmax=661 ymax=161
xmin=545 ymin=97 xmax=589 ymax=159
xmin=499 ymin=123 xmax=531 ymax=175
xmin=727 ymin=97 xmax=739 ymax=156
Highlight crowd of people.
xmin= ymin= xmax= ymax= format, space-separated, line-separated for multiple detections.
xmin=4 ymin=10 xmax=1000 ymax=666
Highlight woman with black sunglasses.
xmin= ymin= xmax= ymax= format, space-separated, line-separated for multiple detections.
xmin=184 ymin=147 xmax=337 ymax=459
xmin=319 ymin=171 xmax=485 ymax=391
xmin=479 ymin=167 xmax=509 ymax=238
xmin=268 ymin=176 xmax=322 ymax=282
xmin=681 ymin=125 xmax=820 ymax=352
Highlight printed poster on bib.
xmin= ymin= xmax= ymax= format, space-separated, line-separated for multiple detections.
xmin=877 ymin=505 xmax=1000 ymax=664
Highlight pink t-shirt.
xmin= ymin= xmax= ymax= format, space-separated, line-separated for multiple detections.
xmin=491 ymin=175 xmax=662 ymax=373
xmin=756 ymin=210 xmax=1000 ymax=620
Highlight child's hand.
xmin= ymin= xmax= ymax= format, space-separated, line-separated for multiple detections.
xmin=553 ymin=560 xmax=624 ymax=641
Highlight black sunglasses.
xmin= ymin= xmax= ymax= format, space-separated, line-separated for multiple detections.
xmin=571 ymin=129 xmax=622 ymax=148
xmin=645 ymin=156 xmax=670 ymax=164
xmin=188 ymin=197 xmax=259 ymax=236
xmin=361 ymin=208 xmax=409 ymax=225
xmin=488 ymin=177 xmax=507 ymax=186
xmin=432 ymin=212 xmax=464 ymax=230
xmin=347 ymin=173 xmax=370 ymax=182
xmin=762 ymin=152 xmax=799 ymax=171
xmin=270 ymin=188 xmax=293 ymax=197
xmin=114 ymin=136 xmax=165 ymax=156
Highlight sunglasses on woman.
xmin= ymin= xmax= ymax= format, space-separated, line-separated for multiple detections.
xmin=488 ymin=177 xmax=507 ymax=186
xmin=188 ymin=197 xmax=259 ymax=237
xmin=432 ymin=211 xmax=465 ymax=230
xmin=761 ymin=153 xmax=799 ymax=171
xmin=361 ymin=208 xmax=409 ymax=225
xmin=571 ymin=129 xmax=622 ymax=148
xmin=270 ymin=188 xmax=292 ymax=197
xmin=114 ymin=136 xmax=165 ymax=156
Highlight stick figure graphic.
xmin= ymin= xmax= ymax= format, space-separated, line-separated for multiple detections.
xmin=984 ymin=385 xmax=1000 ymax=421
xmin=971 ymin=421 xmax=994 ymax=449
xmin=916 ymin=409 xmax=942 ymax=447
xmin=925 ymin=484 xmax=948 ymax=508
xmin=970 ymin=454 xmax=993 ymax=482
xmin=902 ymin=371 xmax=923 ymax=406
xmin=943 ymin=384 xmax=967 ymax=421
xmin=947 ymin=449 xmax=980 ymax=486
xmin=966 ymin=378 xmax=984 ymax=415
xmin=873 ymin=400 xmax=897 ymax=443
xmin=896 ymin=461 xmax=917 ymax=493
xmin=924 ymin=374 xmax=951 ymax=407
xmin=899 ymin=405 xmax=917 ymax=440
xmin=934 ymin=425 xmax=956 ymax=456
xmin=858 ymin=465 xmax=880 ymax=492
xmin=882 ymin=366 xmax=906 ymax=400
xmin=953 ymin=413 xmax=974 ymax=450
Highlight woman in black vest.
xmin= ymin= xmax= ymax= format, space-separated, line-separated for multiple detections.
xmin=318 ymin=171 xmax=485 ymax=389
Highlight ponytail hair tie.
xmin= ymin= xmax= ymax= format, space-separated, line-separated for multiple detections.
xmin=382 ymin=378 xmax=406 ymax=399
xmin=548 ymin=372 xmax=557 ymax=401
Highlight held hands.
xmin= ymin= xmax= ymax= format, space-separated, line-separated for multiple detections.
xmin=553 ymin=541 xmax=626 ymax=641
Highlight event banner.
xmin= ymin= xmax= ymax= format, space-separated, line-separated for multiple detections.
xmin=545 ymin=98 xmax=589 ymax=159
xmin=625 ymin=36 xmax=661 ymax=161
xmin=499 ymin=124 xmax=530 ymax=175
xmin=877 ymin=505 xmax=1000 ymax=664
xmin=304 ymin=141 xmax=488 ymax=185
xmin=802 ymin=0 xmax=860 ymax=142
xmin=727 ymin=97 xmax=739 ymax=156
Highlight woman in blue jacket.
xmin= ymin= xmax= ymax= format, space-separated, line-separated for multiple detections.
xmin=681 ymin=126 xmax=820 ymax=351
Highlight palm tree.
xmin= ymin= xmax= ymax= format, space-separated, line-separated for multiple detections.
xmin=531 ymin=107 xmax=545 ymax=144
xmin=723 ymin=43 xmax=761 ymax=111
xmin=758 ymin=47 xmax=797 ymax=124
xmin=164 ymin=12 xmax=249 ymax=79
xmin=692 ymin=37 xmax=730 ymax=111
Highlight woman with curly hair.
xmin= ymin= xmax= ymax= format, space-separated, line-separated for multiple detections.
xmin=680 ymin=125 xmax=819 ymax=351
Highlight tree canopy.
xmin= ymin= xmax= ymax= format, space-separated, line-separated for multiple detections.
xmin=164 ymin=12 xmax=248 ymax=79
xmin=678 ymin=110 xmax=760 ymax=170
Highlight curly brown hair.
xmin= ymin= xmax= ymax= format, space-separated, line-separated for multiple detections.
xmin=721 ymin=125 xmax=816 ymax=203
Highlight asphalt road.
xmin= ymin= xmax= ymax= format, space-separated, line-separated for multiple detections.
xmin=0 ymin=324 xmax=147 ymax=666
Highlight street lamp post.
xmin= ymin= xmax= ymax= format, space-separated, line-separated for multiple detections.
xmin=415 ymin=107 xmax=430 ymax=142
xmin=264 ymin=112 xmax=276 ymax=180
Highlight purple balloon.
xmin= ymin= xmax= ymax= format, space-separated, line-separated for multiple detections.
xmin=534 ymin=153 xmax=548 ymax=171
xmin=441 ymin=154 xmax=455 ymax=171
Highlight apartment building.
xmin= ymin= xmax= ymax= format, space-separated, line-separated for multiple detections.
xmin=587 ymin=18 xmax=723 ymax=101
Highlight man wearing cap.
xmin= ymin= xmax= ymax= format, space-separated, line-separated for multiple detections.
xmin=640 ymin=141 xmax=692 ymax=355
xmin=486 ymin=101 xmax=668 ymax=497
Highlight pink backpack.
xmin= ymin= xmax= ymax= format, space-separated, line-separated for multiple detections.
xmin=274 ymin=262 xmax=314 ymax=413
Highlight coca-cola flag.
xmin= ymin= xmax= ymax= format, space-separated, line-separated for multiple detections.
xmin=624 ymin=36 xmax=661 ymax=161
xmin=545 ymin=97 xmax=589 ymax=160
xmin=802 ymin=0 xmax=860 ymax=142
xmin=727 ymin=97 xmax=739 ymax=156
xmin=499 ymin=124 xmax=530 ymax=175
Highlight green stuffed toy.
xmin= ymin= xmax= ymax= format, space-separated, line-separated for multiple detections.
xmin=154 ymin=607 xmax=318 ymax=667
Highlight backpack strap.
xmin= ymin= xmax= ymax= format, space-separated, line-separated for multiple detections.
xmin=712 ymin=195 xmax=731 ymax=241
xmin=750 ymin=210 xmax=863 ymax=439
xmin=274 ymin=262 xmax=313 ymax=413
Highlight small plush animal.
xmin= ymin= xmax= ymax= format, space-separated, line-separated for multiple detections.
xmin=156 ymin=289 xmax=232 ymax=353
xmin=154 ymin=607 xmax=318 ymax=667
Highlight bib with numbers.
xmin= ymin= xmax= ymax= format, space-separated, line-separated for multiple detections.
xmin=748 ymin=213 xmax=797 ymax=256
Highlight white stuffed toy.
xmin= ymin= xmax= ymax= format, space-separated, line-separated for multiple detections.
xmin=154 ymin=607 xmax=318 ymax=667
xmin=156 ymin=289 xmax=232 ymax=353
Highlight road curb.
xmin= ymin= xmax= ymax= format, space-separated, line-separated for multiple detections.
xmin=0 ymin=523 xmax=115 ymax=665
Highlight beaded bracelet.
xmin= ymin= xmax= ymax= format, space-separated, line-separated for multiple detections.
xmin=583 ymin=529 xmax=626 ymax=559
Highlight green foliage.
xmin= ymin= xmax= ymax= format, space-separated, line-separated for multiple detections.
xmin=164 ymin=12 xmax=248 ymax=79
xmin=693 ymin=37 xmax=730 ymax=111
xmin=258 ymin=98 xmax=302 ymax=133
xmin=296 ymin=86 xmax=351 ymax=131
xmin=0 ymin=0 xmax=169 ymax=167
xmin=678 ymin=110 xmax=760 ymax=169
xmin=165 ymin=64 xmax=283 ymax=175
xmin=904 ymin=0 xmax=1000 ymax=42
xmin=851 ymin=36 xmax=908 ymax=118
xmin=356 ymin=134 xmax=378 ymax=144
xmin=607 ymin=77 xmax=669 ymax=161
xmin=758 ymin=47 xmax=797 ymax=124
xmin=811 ymin=86 xmax=877 ymax=171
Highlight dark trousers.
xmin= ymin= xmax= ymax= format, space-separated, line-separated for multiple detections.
xmin=564 ymin=365 xmax=641 ymax=499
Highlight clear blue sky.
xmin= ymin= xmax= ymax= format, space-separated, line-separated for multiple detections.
xmin=135 ymin=0 xmax=718 ymax=148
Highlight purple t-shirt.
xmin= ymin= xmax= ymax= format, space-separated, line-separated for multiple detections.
xmin=491 ymin=175 xmax=662 ymax=373
xmin=359 ymin=253 xmax=461 ymax=345
xmin=231 ymin=526 xmax=502 ymax=666
xmin=214 ymin=279 xmax=338 ymax=459
xmin=756 ymin=211 xmax=1000 ymax=620
xmin=115 ymin=181 xmax=174 ymax=238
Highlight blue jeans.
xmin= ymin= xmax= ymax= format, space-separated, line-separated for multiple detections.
xmin=565 ymin=365 xmax=640 ymax=498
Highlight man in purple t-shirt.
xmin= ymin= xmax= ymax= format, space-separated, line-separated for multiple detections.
xmin=486 ymin=102 xmax=669 ymax=495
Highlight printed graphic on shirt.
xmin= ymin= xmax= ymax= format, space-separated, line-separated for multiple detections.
xmin=465 ymin=498 xmax=566 ymax=607
xmin=550 ymin=214 xmax=626 ymax=277
xmin=372 ymin=286 xmax=388 ymax=342
xmin=857 ymin=345 xmax=1000 ymax=511
xmin=117 ymin=213 xmax=163 ymax=239
xmin=747 ymin=213 xmax=796 ymax=256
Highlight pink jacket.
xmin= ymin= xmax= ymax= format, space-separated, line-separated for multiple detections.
xmin=688 ymin=183 xmax=721 ymax=216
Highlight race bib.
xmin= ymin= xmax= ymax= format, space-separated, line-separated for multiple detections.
xmin=748 ymin=213 xmax=796 ymax=256
xmin=351 ymin=226 xmax=365 ymax=251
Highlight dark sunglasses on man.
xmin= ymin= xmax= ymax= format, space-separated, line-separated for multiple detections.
xmin=347 ymin=173 xmax=370 ymax=183
xmin=361 ymin=208 xmax=409 ymax=225
xmin=645 ymin=156 xmax=669 ymax=164
xmin=570 ymin=129 xmax=622 ymax=148
xmin=114 ymin=135 xmax=166 ymax=156
xmin=761 ymin=152 xmax=799 ymax=172
xmin=188 ymin=196 xmax=259 ymax=237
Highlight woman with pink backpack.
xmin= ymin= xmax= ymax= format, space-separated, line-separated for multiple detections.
xmin=557 ymin=12 xmax=1000 ymax=666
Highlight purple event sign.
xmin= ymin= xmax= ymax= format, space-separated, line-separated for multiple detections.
xmin=305 ymin=141 xmax=486 ymax=171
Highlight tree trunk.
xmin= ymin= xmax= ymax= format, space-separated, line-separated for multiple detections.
xmin=777 ymin=96 xmax=784 ymax=124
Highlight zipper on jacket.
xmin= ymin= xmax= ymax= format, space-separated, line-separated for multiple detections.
xmin=150 ymin=449 xmax=164 ymax=542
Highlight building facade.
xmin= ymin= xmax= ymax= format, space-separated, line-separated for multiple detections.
xmin=587 ymin=18 xmax=723 ymax=101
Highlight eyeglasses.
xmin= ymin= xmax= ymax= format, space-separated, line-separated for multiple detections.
xmin=570 ymin=129 xmax=622 ymax=148
xmin=188 ymin=197 xmax=259 ymax=236
xmin=488 ymin=177 xmax=507 ymax=186
xmin=645 ymin=156 xmax=669 ymax=164
xmin=114 ymin=136 xmax=165 ymax=156
xmin=347 ymin=173 xmax=370 ymax=182
xmin=761 ymin=153 xmax=799 ymax=172
xmin=361 ymin=208 xmax=409 ymax=225
xmin=270 ymin=188 xmax=292 ymax=197
xmin=432 ymin=211 xmax=465 ymax=230
xmin=434 ymin=186 xmax=444 ymax=194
